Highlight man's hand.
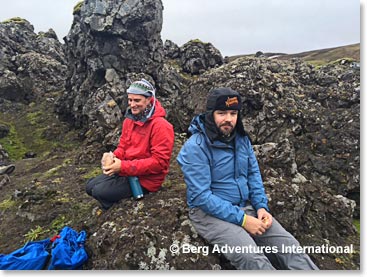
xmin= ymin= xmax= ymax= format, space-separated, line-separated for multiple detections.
xmin=257 ymin=208 xmax=273 ymax=230
xmin=243 ymin=215 xmax=267 ymax=236
xmin=102 ymin=157 xmax=121 ymax=176
xmin=101 ymin=152 xmax=114 ymax=167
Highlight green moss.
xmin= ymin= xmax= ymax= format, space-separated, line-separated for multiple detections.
xmin=26 ymin=111 xmax=43 ymax=125
xmin=1 ymin=17 xmax=28 ymax=24
xmin=328 ymin=57 xmax=356 ymax=65
xmin=0 ymin=122 xmax=28 ymax=160
xmin=166 ymin=60 xmax=194 ymax=80
xmin=306 ymin=60 xmax=327 ymax=68
xmin=308 ymin=57 xmax=357 ymax=69
xmin=162 ymin=180 xmax=172 ymax=188
xmin=353 ymin=219 xmax=360 ymax=235
xmin=23 ymin=215 xmax=72 ymax=243
xmin=36 ymin=32 xmax=45 ymax=39
xmin=73 ymin=1 xmax=84 ymax=15
xmin=82 ymin=167 xmax=102 ymax=179
xmin=68 ymin=202 xmax=95 ymax=223
xmin=51 ymin=177 xmax=64 ymax=184
xmin=50 ymin=215 xmax=71 ymax=232
xmin=43 ymin=165 xmax=63 ymax=179
xmin=0 ymin=100 xmax=81 ymax=162
xmin=189 ymin=39 xmax=205 ymax=44
xmin=62 ymin=158 xmax=73 ymax=166
xmin=0 ymin=197 xmax=17 ymax=210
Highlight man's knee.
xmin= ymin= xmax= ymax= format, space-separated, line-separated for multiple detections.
xmin=85 ymin=174 xmax=110 ymax=198
xmin=85 ymin=177 xmax=96 ymax=196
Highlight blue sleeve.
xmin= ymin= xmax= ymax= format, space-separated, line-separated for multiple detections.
xmin=245 ymin=138 xmax=269 ymax=211
xmin=177 ymin=136 xmax=245 ymax=226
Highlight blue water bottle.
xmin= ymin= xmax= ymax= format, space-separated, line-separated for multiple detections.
xmin=128 ymin=176 xmax=144 ymax=200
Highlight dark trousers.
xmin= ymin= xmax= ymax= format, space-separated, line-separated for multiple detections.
xmin=86 ymin=174 xmax=148 ymax=210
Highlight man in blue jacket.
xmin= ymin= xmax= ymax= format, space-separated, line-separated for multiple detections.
xmin=177 ymin=87 xmax=318 ymax=270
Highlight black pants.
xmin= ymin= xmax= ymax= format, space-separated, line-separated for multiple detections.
xmin=86 ymin=174 xmax=149 ymax=210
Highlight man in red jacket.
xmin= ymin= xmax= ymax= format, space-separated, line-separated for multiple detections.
xmin=86 ymin=79 xmax=174 ymax=210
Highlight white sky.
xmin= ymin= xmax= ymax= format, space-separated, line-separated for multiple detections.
xmin=0 ymin=0 xmax=362 ymax=57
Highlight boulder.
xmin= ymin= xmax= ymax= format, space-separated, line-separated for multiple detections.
xmin=164 ymin=39 xmax=180 ymax=59
xmin=180 ymin=40 xmax=224 ymax=74
xmin=0 ymin=17 xmax=66 ymax=102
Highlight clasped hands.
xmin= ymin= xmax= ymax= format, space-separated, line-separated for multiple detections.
xmin=101 ymin=152 xmax=121 ymax=176
xmin=243 ymin=208 xmax=273 ymax=236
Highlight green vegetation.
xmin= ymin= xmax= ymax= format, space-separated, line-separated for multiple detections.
xmin=73 ymin=1 xmax=84 ymax=15
xmin=162 ymin=180 xmax=172 ymax=188
xmin=1 ymin=17 xmax=28 ymax=25
xmin=26 ymin=111 xmax=43 ymax=125
xmin=353 ymin=219 xmax=360 ymax=236
xmin=82 ymin=167 xmax=102 ymax=180
xmin=329 ymin=57 xmax=356 ymax=65
xmin=284 ymin=43 xmax=360 ymax=66
xmin=62 ymin=158 xmax=73 ymax=165
xmin=50 ymin=215 xmax=71 ymax=231
xmin=23 ymin=225 xmax=48 ymax=242
xmin=166 ymin=59 xmax=197 ymax=80
xmin=307 ymin=60 xmax=328 ymax=68
xmin=228 ymin=43 xmax=360 ymax=67
xmin=41 ymin=158 xmax=73 ymax=179
xmin=189 ymin=39 xmax=205 ymax=44
xmin=43 ymin=165 xmax=63 ymax=179
xmin=23 ymin=215 xmax=71 ymax=242
xmin=0 ymin=197 xmax=17 ymax=210
xmin=0 ymin=122 xmax=28 ymax=160
xmin=0 ymin=101 xmax=81 ymax=162
xmin=309 ymin=57 xmax=357 ymax=68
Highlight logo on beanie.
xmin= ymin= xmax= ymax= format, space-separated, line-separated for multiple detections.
xmin=225 ymin=96 xmax=239 ymax=108
xmin=210 ymin=94 xmax=241 ymax=111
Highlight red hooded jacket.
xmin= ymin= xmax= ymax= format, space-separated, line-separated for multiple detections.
xmin=113 ymin=99 xmax=174 ymax=192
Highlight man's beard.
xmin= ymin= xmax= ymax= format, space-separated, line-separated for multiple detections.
xmin=219 ymin=123 xmax=234 ymax=137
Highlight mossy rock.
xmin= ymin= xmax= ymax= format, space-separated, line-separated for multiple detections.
xmin=188 ymin=39 xmax=207 ymax=45
xmin=73 ymin=1 xmax=84 ymax=15
xmin=1 ymin=17 xmax=28 ymax=25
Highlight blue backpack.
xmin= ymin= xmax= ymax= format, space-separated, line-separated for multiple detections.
xmin=0 ymin=226 xmax=88 ymax=270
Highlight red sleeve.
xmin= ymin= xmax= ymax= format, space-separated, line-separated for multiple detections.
xmin=119 ymin=119 xmax=174 ymax=176
xmin=113 ymin=121 xmax=127 ymax=160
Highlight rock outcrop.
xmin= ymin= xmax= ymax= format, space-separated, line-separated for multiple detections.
xmin=178 ymin=40 xmax=224 ymax=75
xmin=173 ymin=56 xmax=360 ymax=220
xmin=162 ymin=39 xmax=224 ymax=107
xmin=55 ymin=0 xmax=165 ymax=141
xmin=163 ymin=39 xmax=180 ymax=59
xmin=0 ymin=18 xmax=66 ymax=102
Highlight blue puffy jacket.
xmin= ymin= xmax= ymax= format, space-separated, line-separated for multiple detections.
xmin=177 ymin=114 xmax=269 ymax=226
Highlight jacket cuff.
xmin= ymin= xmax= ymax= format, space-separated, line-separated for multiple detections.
xmin=236 ymin=209 xmax=246 ymax=226
xmin=241 ymin=214 xmax=247 ymax=227
xmin=253 ymin=202 xmax=269 ymax=212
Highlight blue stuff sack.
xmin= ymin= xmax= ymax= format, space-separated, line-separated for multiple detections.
xmin=48 ymin=226 xmax=88 ymax=270
xmin=0 ymin=239 xmax=51 ymax=270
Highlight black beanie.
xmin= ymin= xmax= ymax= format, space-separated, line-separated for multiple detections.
xmin=206 ymin=87 xmax=242 ymax=112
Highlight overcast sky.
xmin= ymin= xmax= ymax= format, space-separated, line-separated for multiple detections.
xmin=0 ymin=0 xmax=361 ymax=57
